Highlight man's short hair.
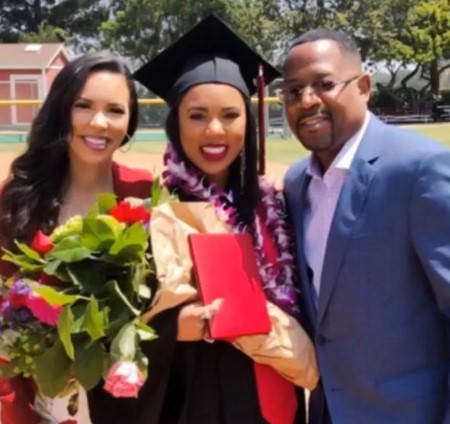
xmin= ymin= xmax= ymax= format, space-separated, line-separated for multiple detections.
xmin=290 ymin=29 xmax=361 ymax=62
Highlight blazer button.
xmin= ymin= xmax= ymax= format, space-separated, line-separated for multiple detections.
xmin=316 ymin=334 xmax=327 ymax=346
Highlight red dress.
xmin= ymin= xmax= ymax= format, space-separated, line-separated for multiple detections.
xmin=0 ymin=163 xmax=152 ymax=424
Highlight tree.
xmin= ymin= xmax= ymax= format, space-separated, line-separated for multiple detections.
xmin=46 ymin=0 xmax=109 ymax=51
xmin=19 ymin=24 xmax=68 ymax=43
xmin=401 ymin=0 xmax=450 ymax=95
xmin=370 ymin=0 xmax=450 ymax=99
xmin=100 ymin=0 xmax=231 ymax=64
xmin=101 ymin=0 xmax=286 ymax=63
xmin=0 ymin=0 xmax=45 ymax=42
xmin=0 ymin=0 xmax=108 ymax=51
xmin=226 ymin=0 xmax=283 ymax=61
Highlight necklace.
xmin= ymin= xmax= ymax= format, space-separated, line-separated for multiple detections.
xmin=163 ymin=144 xmax=298 ymax=316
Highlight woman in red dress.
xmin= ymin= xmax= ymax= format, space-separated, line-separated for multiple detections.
xmin=0 ymin=51 xmax=152 ymax=424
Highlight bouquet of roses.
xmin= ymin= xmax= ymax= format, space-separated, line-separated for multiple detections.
xmin=0 ymin=180 xmax=172 ymax=399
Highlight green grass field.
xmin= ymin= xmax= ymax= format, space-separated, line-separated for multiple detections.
xmin=1 ymin=122 xmax=449 ymax=164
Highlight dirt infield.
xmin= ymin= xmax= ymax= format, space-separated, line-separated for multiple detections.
xmin=0 ymin=151 xmax=289 ymax=182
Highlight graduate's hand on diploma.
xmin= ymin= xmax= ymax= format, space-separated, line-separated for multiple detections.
xmin=177 ymin=300 xmax=222 ymax=341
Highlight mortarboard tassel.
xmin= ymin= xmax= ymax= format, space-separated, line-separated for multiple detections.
xmin=257 ymin=63 xmax=266 ymax=175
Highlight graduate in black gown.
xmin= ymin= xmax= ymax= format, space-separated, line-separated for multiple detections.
xmin=88 ymin=15 xmax=317 ymax=424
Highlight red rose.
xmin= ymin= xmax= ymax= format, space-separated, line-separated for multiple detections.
xmin=31 ymin=230 xmax=53 ymax=255
xmin=38 ymin=272 xmax=62 ymax=287
xmin=109 ymin=201 xmax=150 ymax=224
xmin=9 ymin=293 xmax=28 ymax=308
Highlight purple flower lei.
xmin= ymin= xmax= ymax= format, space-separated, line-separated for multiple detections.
xmin=162 ymin=143 xmax=299 ymax=316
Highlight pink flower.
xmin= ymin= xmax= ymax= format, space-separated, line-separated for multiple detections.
xmin=103 ymin=360 xmax=144 ymax=398
xmin=26 ymin=294 xmax=62 ymax=326
xmin=31 ymin=230 xmax=53 ymax=255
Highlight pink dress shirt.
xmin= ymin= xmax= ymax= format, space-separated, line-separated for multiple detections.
xmin=304 ymin=113 xmax=370 ymax=303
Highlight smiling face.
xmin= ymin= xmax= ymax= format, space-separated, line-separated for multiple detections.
xmin=69 ymin=70 xmax=131 ymax=167
xmin=283 ymin=39 xmax=370 ymax=170
xmin=178 ymin=83 xmax=247 ymax=188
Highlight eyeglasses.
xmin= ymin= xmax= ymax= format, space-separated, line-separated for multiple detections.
xmin=283 ymin=75 xmax=360 ymax=104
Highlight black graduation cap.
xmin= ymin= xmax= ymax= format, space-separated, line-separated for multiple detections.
xmin=133 ymin=14 xmax=280 ymax=106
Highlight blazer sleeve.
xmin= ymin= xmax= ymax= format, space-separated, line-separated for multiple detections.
xmin=409 ymin=148 xmax=450 ymax=417
xmin=410 ymin=149 xmax=450 ymax=314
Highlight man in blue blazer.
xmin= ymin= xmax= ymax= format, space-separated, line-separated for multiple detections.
xmin=283 ymin=29 xmax=450 ymax=424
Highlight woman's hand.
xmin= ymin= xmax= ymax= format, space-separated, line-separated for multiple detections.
xmin=177 ymin=299 xmax=222 ymax=341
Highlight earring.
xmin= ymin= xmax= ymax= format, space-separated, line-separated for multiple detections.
xmin=119 ymin=134 xmax=133 ymax=153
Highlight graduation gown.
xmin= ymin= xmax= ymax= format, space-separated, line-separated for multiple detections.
xmin=87 ymin=205 xmax=307 ymax=424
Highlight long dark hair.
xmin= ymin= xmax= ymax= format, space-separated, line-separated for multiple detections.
xmin=165 ymin=96 xmax=260 ymax=226
xmin=0 ymin=52 xmax=139 ymax=247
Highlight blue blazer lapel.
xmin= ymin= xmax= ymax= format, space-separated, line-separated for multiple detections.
xmin=316 ymin=115 xmax=383 ymax=325
xmin=291 ymin=171 xmax=318 ymax=328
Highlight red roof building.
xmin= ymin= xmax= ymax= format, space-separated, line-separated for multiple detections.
xmin=0 ymin=43 xmax=71 ymax=127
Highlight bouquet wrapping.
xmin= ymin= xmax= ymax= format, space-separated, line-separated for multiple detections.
xmin=144 ymin=201 xmax=319 ymax=390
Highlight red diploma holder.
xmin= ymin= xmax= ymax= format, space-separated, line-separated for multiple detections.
xmin=188 ymin=233 xmax=271 ymax=340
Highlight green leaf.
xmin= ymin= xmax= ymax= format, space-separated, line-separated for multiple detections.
xmin=47 ymin=236 xmax=92 ymax=263
xmin=2 ymin=249 xmax=43 ymax=273
xmin=106 ymin=315 xmax=130 ymax=340
xmin=150 ymin=177 xmax=162 ymax=207
xmin=50 ymin=216 xmax=83 ymax=243
xmin=135 ymin=348 xmax=149 ymax=380
xmin=86 ymin=202 xmax=100 ymax=218
xmin=15 ymin=242 xmax=44 ymax=262
xmin=132 ymin=260 xmax=151 ymax=293
xmin=71 ymin=306 xmax=87 ymax=333
xmin=34 ymin=339 xmax=71 ymax=398
xmin=43 ymin=259 xmax=63 ymax=276
xmin=80 ymin=218 xmax=118 ymax=251
xmin=108 ymin=245 xmax=146 ymax=263
xmin=150 ymin=177 xmax=174 ymax=206
xmin=104 ymin=280 xmax=140 ymax=316
xmin=109 ymin=223 xmax=148 ymax=260
xmin=135 ymin=320 xmax=157 ymax=342
xmin=110 ymin=322 xmax=137 ymax=361
xmin=133 ymin=260 xmax=152 ymax=301
xmin=57 ymin=306 xmax=75 ymax=360
xmin=97 ymin=193 xmax=118 ymax=214
xmin=33 ymin=285 xmax=78 ymax=306
xmin=82 ymin=298 xmax=105 ymax=341
xmin=42 ymin=260 xmax=71 ymax=283
xmin=73 ymin=341 xmax=105 ymax=391
xmin=138 ymin=284 xmax=151 ymax=299
xmin=66 ymin=261 xmax=105 ymax=294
